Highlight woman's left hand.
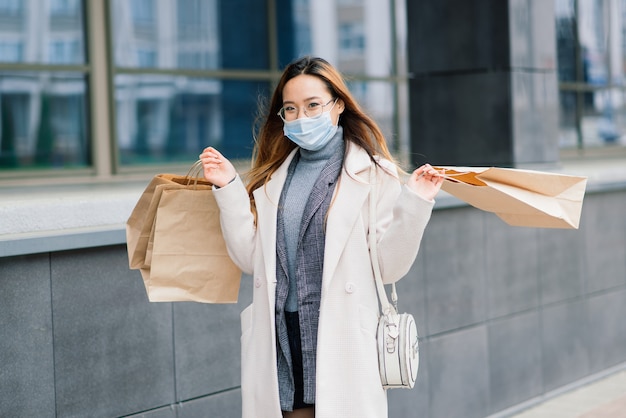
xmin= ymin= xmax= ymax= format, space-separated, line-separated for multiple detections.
xmin=406 ymin=164 xmax=445 ymax=201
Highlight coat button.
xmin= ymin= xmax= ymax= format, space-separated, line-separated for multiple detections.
xmin=345 ymin=282 xmax=356 ymax=294
xmin=255 ymin=278 xmax=262 ymax=288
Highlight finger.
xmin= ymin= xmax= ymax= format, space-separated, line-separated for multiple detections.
xmin=414 ymin=165 xmax=428 ymax=178
xmin=207 ymin=147 xmax=225 ymax=159
xmin=200 ymin=147 xmax=214 ymax=158
xmin=200 ymin=153 xmax=222 ymax=165
xmin=424 ymin=167 xmax=443 ymax=177
xmin=414 ymin=170 xmax=426 ymax=180
xmin=200 ymin=147 xmax=222 ymax=158
xmin=416 ymin=163 xmax=436 ymax=175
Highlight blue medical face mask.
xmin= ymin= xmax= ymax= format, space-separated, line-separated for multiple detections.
xmin=282 ymin=101 xmax=338 ymax=151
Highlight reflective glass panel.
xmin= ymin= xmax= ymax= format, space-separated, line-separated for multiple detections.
xmin=277 ymin=0 xmax=395 ymax=77
xmin=0 ymin=72 xmax=90 ymax=170
xmin=115 ymin=74 xmax=269 ymax=165
xmin=0 ymin=0 xmax=85 ymax=64
xmin=581 ymin=88 xmax=623 ymax=145
xmin=578 ymin=0 xmax=609 ymax=87
xmin=558 ymin=90 xmax=579 ymax=147
xmin=555 ymin=0 xmax=578 ymax=83
xmin=110 ymin=0 xmax=269 ymax=70
xmin=555 ymin=0 xmax=626 ymax=148
xmin=347 ymin=80 xmax=397 ymax=146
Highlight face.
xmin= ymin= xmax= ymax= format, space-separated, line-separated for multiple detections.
xmin=280 ymin=74 xmax=344 ymax=125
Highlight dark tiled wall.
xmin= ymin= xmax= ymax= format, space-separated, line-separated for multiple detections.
xmin=388 ymin=188 xmax=626 ymax=418
xmin=0 ymin=247 xmax=252 ymax=418
xmin=0 ymin=254 xmax=55 ymax=417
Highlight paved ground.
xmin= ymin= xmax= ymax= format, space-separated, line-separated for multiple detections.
xmin=508 ymin=367 xmax=626 ymax=418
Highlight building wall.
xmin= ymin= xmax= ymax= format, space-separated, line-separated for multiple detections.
xmin=408 ymin=0 xmax=560 ymax=168
xmin=2 ymin=184 xmax=625 ymax=418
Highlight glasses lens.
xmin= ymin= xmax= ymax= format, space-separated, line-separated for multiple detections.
xmin=306 ymin=99 xmax=334 ymax=119
xmin=279 ymin=99 xmax=334 ymax=121
xmin=307 ymin=107 xmax=323 ymax=119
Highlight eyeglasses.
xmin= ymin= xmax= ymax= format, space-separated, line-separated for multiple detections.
xmin=277 ymin=98 xmax=337 ymax=122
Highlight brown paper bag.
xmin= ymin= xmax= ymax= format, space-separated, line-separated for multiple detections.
xmin=126 ymin=174 xmax=182 ymax=269
xmin=141 ymin=179 xmax=212 ymax=270
xmin=126 ymin=165 xmax=218 ymax=269
xmin=126 ymin=164 xmax=241 ymax=303
xmin=148 ymin=186 xmax=241 ymax=303
xmin=434 ymin=166 xmax=587 ymax=229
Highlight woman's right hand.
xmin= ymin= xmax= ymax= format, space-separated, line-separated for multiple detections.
xmin=199 ymin=147 xmax=237 ymax=188
xmin=406 ymin=163 xmax=444 ymax=201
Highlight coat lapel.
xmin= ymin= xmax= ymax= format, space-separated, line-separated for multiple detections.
xmin=253 ymin=149 xmax=298 ymax=305
xmin=322 ymin=145 xmax=372 ymax=293
xmin=253 ymin=145 xmax=373 ymax=299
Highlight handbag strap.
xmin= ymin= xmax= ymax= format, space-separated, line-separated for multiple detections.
xmin=368 ymin=163 xmax=398 ymax=316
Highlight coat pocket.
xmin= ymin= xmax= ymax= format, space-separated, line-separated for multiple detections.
xmin=240 ymin=303 xmax=254 ymax=338
xmin=359 ymin=304 xmax=379 ymax=338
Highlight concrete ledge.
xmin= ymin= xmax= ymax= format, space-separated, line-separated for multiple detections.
xmin=0 ymin=181 xmax=144 ymax=257
xmin=1 ymin=158 xmax=625 ymax=258
xmin=0 ymin=226 xmax=127 ymax=258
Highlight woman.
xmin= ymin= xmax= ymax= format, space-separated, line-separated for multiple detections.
xmin=200 ymin=56 xmax=443 ymax=418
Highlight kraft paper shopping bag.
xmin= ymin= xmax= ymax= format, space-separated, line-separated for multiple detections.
xmin=126 ymin=162 xmax=241 ymax=303
xmin=147 ymin=186 xmax=241 ymax=303
xmin=126 ymin=171 xmax=213 ymax=269
xmin=435 ymin=166 xmax=587 ymax=229
xmin=141 ymin=179 xmax=214 ymax=270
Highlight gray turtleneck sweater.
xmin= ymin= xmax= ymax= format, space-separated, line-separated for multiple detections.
xmin=282 ymin=129 xmax=344 ymax=312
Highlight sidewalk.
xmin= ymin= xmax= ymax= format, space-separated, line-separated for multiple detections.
xmin=507 ymin=366 xmax=626 ymax=418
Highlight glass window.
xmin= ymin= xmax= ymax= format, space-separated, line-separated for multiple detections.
xmin=131 ymin=0 xmax=155 ymax=24
xmin=0 ymin=0 xmax=85 ymax=65
xmin=0 ymin=0 xmax=89 ymax=173
xmin=0 ymin=0 xmax=22 ymax=16
xmin=109 ymin=0 xmax=276 ymax=167
xmin=275 ymin=0 xmax=404 ymax=154
xmin=2 ymin=0 xmax=409 ymax=176
xmin=0 ymin=41 xmax=23 ymax=62
xmin=50 ymin=0 xmax=81 ymax=16
xmin=115 ymin=74 xmax=268 ymax=165
xmin=49 ymin=40 xmax=82 ymax=64
xmin=556 ymin=0 xmax=626 ymax=149
xmin=347 ymin=80 xmax=398 ymax=146
xmin=0 ymin=72 xmax=89 ymax=170
xmin=339 ymin=22 xmax=365 ymax=56
xmin=277 ymin=0 xmax=394 ymax=78
xmin=111 ymin=0 xmax=268 ymax=71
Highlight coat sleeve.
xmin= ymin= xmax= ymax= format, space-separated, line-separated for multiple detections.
xmin=373 ymin=164 xmax=435 ymax=283
xmin=212 ymin=175 xmax=256 ymax=274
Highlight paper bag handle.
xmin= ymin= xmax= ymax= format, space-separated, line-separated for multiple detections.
xmin=175 ymin=160 xmax=213 ymax=188
xmin=432 ymin=167 xmax=485 ymax=186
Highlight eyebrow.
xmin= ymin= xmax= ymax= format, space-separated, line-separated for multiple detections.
xmin=282 ymin=96 xmax=324 ymax=105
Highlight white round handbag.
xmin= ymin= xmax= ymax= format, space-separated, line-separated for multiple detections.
xmin=369 ymin=164 xmax=420 ymax=389
xmin=376 ymin=311 xmax=419 ymax=389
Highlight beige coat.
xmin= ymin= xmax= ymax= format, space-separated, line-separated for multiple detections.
xmin=213 ymin=144 xmax=434 ymax=418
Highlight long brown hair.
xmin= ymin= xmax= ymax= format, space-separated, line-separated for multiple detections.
xmin=246 ymin=56 xmax=395 ymax=217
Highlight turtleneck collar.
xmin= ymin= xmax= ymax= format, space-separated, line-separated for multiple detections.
xmin=299 ymin=126 xmax=344 ymax=162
